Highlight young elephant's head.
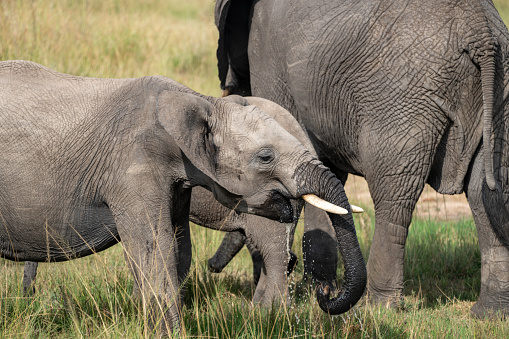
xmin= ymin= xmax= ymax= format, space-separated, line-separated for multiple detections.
xmin=158 ymin=90 xmax=366 ymax=314
xmin=159 ymin=90 xmax=337 ymax=221
xmin=158 ymin=90 xmax=357 ymax=221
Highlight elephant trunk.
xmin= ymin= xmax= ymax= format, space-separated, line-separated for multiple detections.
xmin=295 ymin=160 xmax=367 ymax=314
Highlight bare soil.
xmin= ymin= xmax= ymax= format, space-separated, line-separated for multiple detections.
xmin=344 ymin=175 xmax=472 ymax=221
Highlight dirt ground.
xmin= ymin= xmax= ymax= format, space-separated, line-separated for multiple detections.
xmin=344 ymin=175 xmax=472 ymax=221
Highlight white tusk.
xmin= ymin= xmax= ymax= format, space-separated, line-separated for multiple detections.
xmin=350 ymin=205 xmax=364 ymax=213
xmin=302 ymin=194 xmax=349 ymax=215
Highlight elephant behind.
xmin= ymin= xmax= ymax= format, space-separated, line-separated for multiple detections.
xmin=216 ymin=0 xmax=509 ymax=317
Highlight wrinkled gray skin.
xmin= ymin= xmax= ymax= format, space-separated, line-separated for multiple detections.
xmin=22 ymin=96 xmax=305 ymax=308
xmin=216 ymin=0 xmax=509 ymax=317
xmin=23 ymin=189 xmax=300 ymax=306
xmin=189 ymin=96 xmax=309 ymax=307
xmin=1 ymin=60 xmax=365 ymax=334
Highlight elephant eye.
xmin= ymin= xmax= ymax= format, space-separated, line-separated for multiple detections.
xmin=257 ymin=148 xmax=275 ymax=164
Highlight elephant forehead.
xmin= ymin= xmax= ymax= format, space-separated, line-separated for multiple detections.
xmin=230 ymin=106 xmax=270 ymax=129
xmin=229 ymin=108 xmax=299 ymax=144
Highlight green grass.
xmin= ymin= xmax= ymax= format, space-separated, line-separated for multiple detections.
xmin=495 ymin=0 xmax=509 ymax=25
xmin=1 ymin=214 xmax=505 ymax=338
xmin=2 ymin=0 xmax=509 ymax=337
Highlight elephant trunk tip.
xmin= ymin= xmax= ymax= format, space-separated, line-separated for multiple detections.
xmin=315 ymin=266 xmax=367 ymax=315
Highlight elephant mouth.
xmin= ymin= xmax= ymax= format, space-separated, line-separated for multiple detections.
xmin=238 ymin=190 xmax=294 ymax=223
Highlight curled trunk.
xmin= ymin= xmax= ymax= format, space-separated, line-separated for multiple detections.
xmin=295 ymin=161 xmax=367 ymax=314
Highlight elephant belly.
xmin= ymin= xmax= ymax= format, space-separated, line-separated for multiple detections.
xmin=0 ymin=204 xmax=120 ymax=262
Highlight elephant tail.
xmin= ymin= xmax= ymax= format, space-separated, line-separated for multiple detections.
xmin=479 ymin=49 xmax=497 ymax=190
xmin=469 ymin=8 xmax=500 ymax=192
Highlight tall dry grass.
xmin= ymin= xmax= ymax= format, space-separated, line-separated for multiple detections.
xmin=0 ymin=0 xmax=220 ymax=95
xmin=1 ymin=0 xmax=509 ymax=337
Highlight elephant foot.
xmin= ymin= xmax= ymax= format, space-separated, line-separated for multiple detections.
xmin=471 ymin=285 xmax=509 ymax=319
xmin=365 ymin=285 xmax=403 ymax=309
xmin=471 ymin=245 xmax=509 ymax=319
xmin=208 ymin=231 xmax=247 ymax=274
xmin=208 ymin=259 xmax=224 ymax=273
xmin=365 ymin=221 xmax=408 ymax=309
xmin=471 ymin=299 xmax=509 ymax=319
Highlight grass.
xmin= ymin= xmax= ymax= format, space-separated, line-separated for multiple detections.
xmin=1 ymin=213 xmax=504 ymax=338
xmin=1 ymin=0 xmax=509 ymax=337
xmin=0 ymin=0 xmax=220 ymax=96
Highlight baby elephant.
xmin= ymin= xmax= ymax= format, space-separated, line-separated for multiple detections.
xmin=21 ymin=96 xmax=362 ymax=310
xmin=1 ymin=60 xmax=365 ymax=334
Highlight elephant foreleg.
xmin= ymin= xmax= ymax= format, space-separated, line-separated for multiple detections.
xmin=123 ymin=251 xmax=141 ymax=301
xmin=246 ymin=215 xmax=298 ymax=306
xmin=111 ymin=182 xmax=190 ymax=335
xmin=366 ymin=218 xmax=409 ymax=307
xmin=22 ymin=261 xmax=38 ymax=296
xmin=246 ymin=239 xmax=298 ymax=287
xmin=124 ymin=214 xmax=191 ymax=306
xmin=244 ymin=240 xmax=264 ymax=286
xmin=118 ymin=215 xmax=182 ymax=334
xmin=362 ymin=123 xmax=435 ymax=307
xmin=208 ymin=231 xmax=247 ymax=273
xmin=366 ymin=170 xmax=425 ymax=307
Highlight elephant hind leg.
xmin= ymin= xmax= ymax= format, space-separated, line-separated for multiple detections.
xmin=208 ymin=230 xmax=265 ymax=285
xmin=465 ymin=149 xmax=509 ymax=318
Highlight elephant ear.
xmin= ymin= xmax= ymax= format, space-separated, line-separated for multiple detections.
xmin=156 ymin=90 xmax=219 ymax=183
xmin=215 ymin=0 xmax=252 ymax=96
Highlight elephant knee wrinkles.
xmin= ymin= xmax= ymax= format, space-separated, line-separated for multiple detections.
xmin=375 ymin=222 xmax=409 ymax=246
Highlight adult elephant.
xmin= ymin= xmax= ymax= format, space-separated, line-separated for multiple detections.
xmin=1 ymin=60 xmax=365 ymax=334
xmin=215 ymin=0 xmax=509 ymax=317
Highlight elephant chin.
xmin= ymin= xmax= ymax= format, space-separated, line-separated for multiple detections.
xmin=237 ymin=190 xmax=294 ymax=223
